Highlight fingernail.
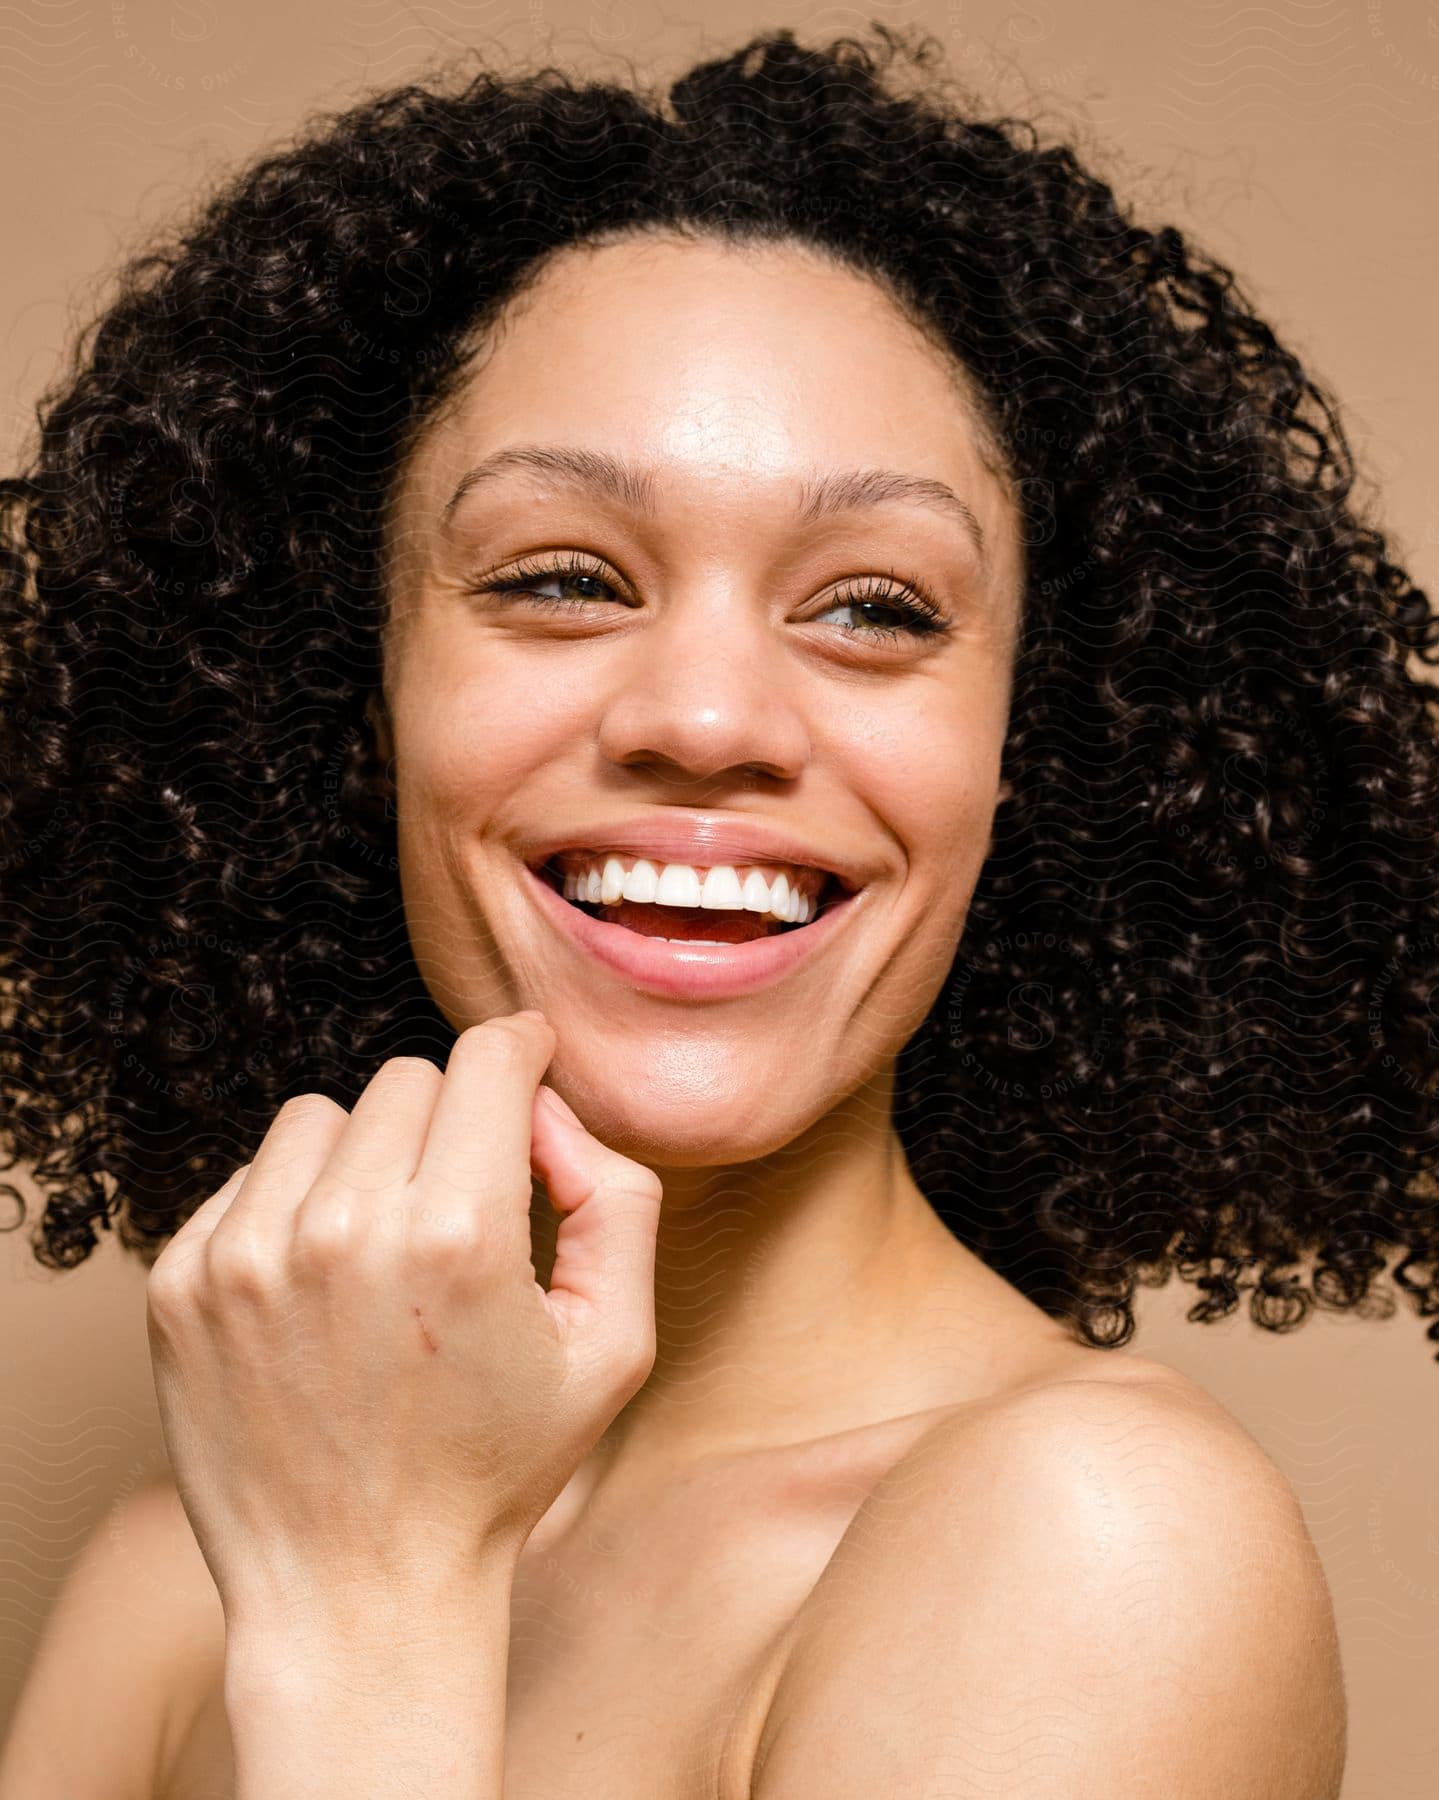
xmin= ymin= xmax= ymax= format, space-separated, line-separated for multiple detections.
xmin=539 ymin=1085 xmax=582 ymax=1128
xmin=514 ymin=1009 xmax=547 ymax=1023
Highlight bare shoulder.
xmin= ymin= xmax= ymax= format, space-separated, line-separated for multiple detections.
xmin=750 ymin=1353 xmax=1347 ymax=1799
xmin=0 ymin=1470 xmax=225 ymax=1800
xmin=121 ymin=1474 xmax=228 ymax=1760
xmin=850 ymin=1347 xmax=1332 ymax=1609
xmin=106 ymin=1474 xmax=228 ymax=1798
xmin=949 ymin=1344 xmax=1307 ymax=1492
xmin=103 ymin=1470 xmax=225 ymax=1640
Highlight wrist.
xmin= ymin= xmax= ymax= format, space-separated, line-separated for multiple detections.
xmin=221 ymin=1562 xmax=516 ymax=1800
xmin=223 ymin=1552 xmax=520 ymax=1697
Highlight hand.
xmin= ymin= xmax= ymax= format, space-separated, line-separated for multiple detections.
xmin=143 ymin=1010 xmax=663 ymax=1631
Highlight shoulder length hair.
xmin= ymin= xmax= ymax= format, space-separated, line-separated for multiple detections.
xmin=2 ymin=25 xmax=1437 ymax=1357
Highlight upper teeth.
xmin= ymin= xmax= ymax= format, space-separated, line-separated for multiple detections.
xmin=557 ymin=855 xmax=822 ymax=925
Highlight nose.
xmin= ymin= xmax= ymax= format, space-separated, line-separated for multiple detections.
xmin=594 ymin=598 xmax=812 ymax=788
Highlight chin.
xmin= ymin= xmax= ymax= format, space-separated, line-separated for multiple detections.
xmin=578 ymin=1089 xmax=821 ymax=1170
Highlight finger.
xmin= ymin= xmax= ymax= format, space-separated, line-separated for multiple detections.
xmin=529 ymin=1085 xmax=662 ymax=1365
xmin=206 ymin=1092 xmax=349 ymax=1250
xmin=415 ymin=1013 xmax=557 ymax=1258
xmin=297 ymin=1056 xmax=443 ymax=1230
xmin=150 ymin=1158 xmax=254 ymax=1274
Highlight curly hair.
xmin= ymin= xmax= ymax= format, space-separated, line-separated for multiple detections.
xmin=2 ymin=22 xmax=1437 ymax=1359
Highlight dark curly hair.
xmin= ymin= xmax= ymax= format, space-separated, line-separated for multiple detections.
xmin=3 ymin=22 xmax=1437 ymax=1359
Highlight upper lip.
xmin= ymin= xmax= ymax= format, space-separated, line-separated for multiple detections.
xmin=520 ymin=815 xmax=871 ymax=896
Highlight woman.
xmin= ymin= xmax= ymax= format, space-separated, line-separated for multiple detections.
xmin=1 ymin=21 xmax=1432 ymax=1796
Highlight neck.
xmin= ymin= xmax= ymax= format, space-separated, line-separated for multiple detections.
xmin=528 ymin=1059 xmax=1050 ymax=1487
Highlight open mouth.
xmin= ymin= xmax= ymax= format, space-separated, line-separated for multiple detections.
xmin=529 ymin=856 xmax=852 ymax=945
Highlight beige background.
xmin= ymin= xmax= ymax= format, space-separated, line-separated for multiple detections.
xmin=2 ymin=3 xmax=1436 ymax=1793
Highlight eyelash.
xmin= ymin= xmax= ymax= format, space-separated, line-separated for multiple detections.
xmin=476 ymin=551 xmax=951 ymax=645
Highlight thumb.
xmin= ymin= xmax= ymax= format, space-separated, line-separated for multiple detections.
xmin=529 ymin=1085 xmax=662 ymax=1359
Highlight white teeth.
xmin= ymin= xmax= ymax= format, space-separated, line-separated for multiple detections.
xmin=621 ymin=859 xmax=659 ymax=903
xmin=655 ymin=863 xmax=703 ymax=908
xmin=558 ymin=856 xmax=820 ymax=925
xmin=601 ymin=855 xmax=627 ymax=905
xmin=699 ymin=865 xmax=745 ymax=909
xmin=740 ymin=870 xmax=772 ymax=913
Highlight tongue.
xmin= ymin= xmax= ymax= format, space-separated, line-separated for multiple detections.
xmin=598 ymin=902 xmax=785 ymax=943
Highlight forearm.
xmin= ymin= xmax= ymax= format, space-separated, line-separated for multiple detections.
xmin=222 ymin=1559 xmax=518 ymax=1799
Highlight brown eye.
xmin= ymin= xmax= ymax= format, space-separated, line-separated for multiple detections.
xmin=478 ymin=553 xmax=625 ymax=609
xmin=814 ymin=575 xmax=950 ymax=645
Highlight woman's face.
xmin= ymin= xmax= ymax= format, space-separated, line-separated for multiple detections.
xmin=379 ymin=231 xmax=1024 ymax=1166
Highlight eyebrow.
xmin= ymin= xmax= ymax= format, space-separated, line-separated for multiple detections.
xmin=439 ymin=444 xmax=988 ymax=568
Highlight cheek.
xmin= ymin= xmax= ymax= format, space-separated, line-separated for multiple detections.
xmin=396 ymin=665 xmax=576 ymax=818
xmin=846 ymin=700 xmax=1005 ymax=878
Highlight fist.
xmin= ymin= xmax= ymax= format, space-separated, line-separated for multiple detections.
xmin=143 ymin=1010 xmax=662 ymax=1627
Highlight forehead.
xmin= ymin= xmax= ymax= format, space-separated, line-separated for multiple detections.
xmin=389 ymin=233 xmax=1019 ymax=579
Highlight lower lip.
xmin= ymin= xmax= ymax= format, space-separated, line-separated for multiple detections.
xmin=520 ymin=861 xmax=865 ymax=1001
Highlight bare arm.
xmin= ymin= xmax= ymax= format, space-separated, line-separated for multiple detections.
xmin=221 ymin=1553 xmax=519 ymax=1799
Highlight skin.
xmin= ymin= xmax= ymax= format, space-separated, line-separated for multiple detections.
xmin=372 ymin=227 xmax=1078 ymax=1507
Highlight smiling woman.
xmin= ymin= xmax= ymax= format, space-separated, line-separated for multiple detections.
xmin=0 ymin=18 xmax=1431 ymax=1800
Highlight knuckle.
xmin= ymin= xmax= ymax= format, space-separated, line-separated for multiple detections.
xmin=594 ymin=1170 xmax=663 ymax=1216
xmin=406 ymin=1206 xmax=481 ymax=1263
xmin=372 ymin=1054 xmax=441 ymax=1089
xmin=204 ymin=1232 xmax=282 ymax=1301
xmin=629 ymin=1168 xmax=664 ymax=1206
xmin=145 ymin=1251 xmax=194 ymax=1316
xmin=290 ymin=1203 xmax=362 ymax=1271
xmin=275 ymin=1091 xmax=347 ymax=1129
xmin=607 ymin=1323 xmax=657 ymax=1390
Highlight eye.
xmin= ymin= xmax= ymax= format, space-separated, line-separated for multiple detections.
xmin=477 ymin=551 xmax=624 ymax=610
xmin=473 ymin=554 xmax=953 ymax=646
xmin=812 ymin=574 xmax=951 ymax=644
